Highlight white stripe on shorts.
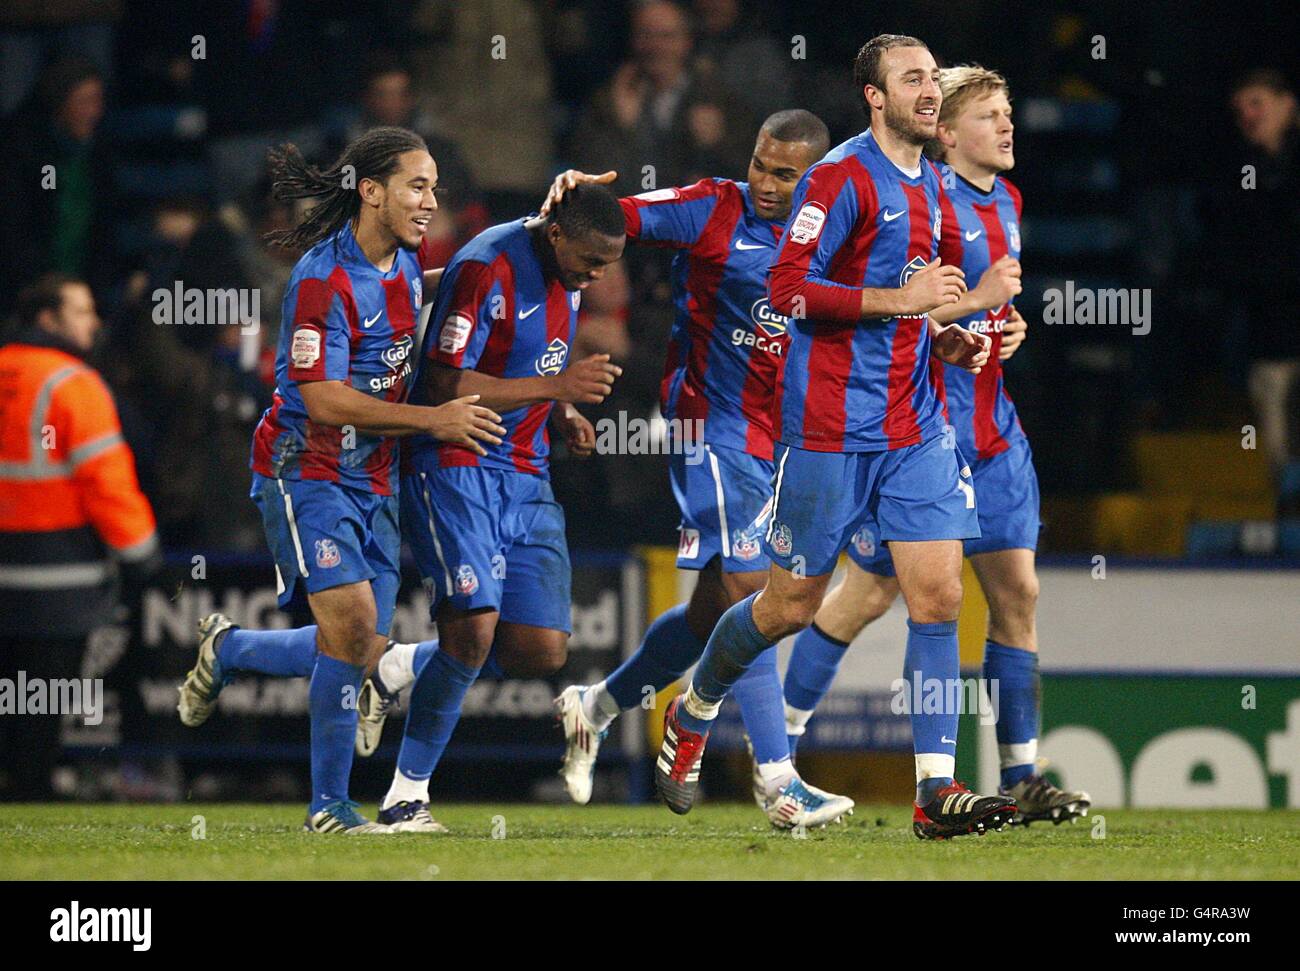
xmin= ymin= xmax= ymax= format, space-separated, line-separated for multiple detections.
xmin=277 ymin=479 xmax=310 ymax=577
xmin=706 ymin=447 xmax=731 ymax=558
xmin=764 ymin=446 xmax=791 ymax=545
xmin=420 ymin=473 xmax=454 ymax=597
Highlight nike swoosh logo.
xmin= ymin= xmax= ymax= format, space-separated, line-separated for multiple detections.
xmin=518 ymin=305 xmax=540 ymax=319
xmin=362 ymin=312 xmax=382 ymax=328
xmin=882 ymin=209 xmax=905 ymax=222
xmin=735 ymin=239 xmax=766 ymax=250
xmin=941 ymin=736 xmax=956 ymax=745
xmin=965 ymin=230 xmax=982 ymax=241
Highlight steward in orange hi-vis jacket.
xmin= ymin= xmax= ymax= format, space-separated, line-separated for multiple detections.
xmin=0 ymin=275 xmax=160 ymax=799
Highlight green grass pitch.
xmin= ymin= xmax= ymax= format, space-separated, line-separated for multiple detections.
xmin=3 ymin=804 xmax=1296 ymax=880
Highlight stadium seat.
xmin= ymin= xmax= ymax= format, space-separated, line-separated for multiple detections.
xmin=1184 ymin=521 xmax=1239 ymax=558
xmin=1280 ymin=461 xmax=1300 ymax=501
xmin=1093 ymin=493 xmax=1193 ymax=555
xmin=1133 ymin=431 xmax=1274 ymax=500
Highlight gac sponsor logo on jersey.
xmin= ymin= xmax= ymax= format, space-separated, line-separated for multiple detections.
xmin=534 ymin=337 xmax=569 ymax=376
xmin=439 ymin=313 xmax=473 ymax=354
xmin=314 ymin=539 xmax=341 ymax=569
xmin=732 ymin=300 xmax=787 ymax=355
xmin=750 ymin=299 xmax=789 ymax=337
xmin=899 ymin=254 xmax=928 ymax=287
xmin=381 ymin=334 xmax=413 ymax=370
xmin=369 ymin=334 xmax=414 ymax=391
xmin=851 ymin=525 xmax=876 ymax=558
xmin=895 ymin=255 xmax=932 ymax=318
xmin=966 ymin=317 xmax=1006 ymax=335
xmin=678 ymin=527 xmax=700 ymax=560
xmin=731 ymin=525 xmax=762 ymax=561
xmin=455 ymin=564 xmax=479 ymax=596
xmin=789 ymin=202 xmax=827 ymax=244
xmin=769 ymin=521 xmax=793 ymax=558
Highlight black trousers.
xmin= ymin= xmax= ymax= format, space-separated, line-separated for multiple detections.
xmin=0 ymin=634 xmax=86 ymax=801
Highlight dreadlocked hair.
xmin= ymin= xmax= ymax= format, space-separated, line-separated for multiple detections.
xmin=264 ymin=126 xmax=428 ymax=250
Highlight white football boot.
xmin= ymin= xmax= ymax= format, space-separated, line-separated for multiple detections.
xmin=177 ymin=613 xmax=235 ymax=727
xmin=554 ymin=685 xmax=607 ymax=804
xmin=766 ymin=777 xmax=855 ymax=830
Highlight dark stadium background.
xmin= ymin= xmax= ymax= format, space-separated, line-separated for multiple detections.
xmin=2 ymin=0 xmax=1298 ymax=806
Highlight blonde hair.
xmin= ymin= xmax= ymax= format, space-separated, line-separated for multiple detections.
xmin=926 ymin=65 xmax=1010 ymax=162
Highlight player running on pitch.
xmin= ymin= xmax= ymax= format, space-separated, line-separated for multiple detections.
xmin=546 ymin=110 xmax=855 ymax=829
xmin=781 ymin=65 xmax=1090 ymax=827
xmin=175 ymin=127 xmax=504 ymax=834
xmin=348 ymin=185 xmax=627 ymax=832
xmin=655 ymin=35 xmax=1019 ymax=840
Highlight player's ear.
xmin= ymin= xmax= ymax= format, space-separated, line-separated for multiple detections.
xmin=358 ymin=175 xmax=383 ymax=209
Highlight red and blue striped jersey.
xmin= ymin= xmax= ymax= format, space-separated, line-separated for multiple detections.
xmin=621 ymin=179 xmax=788 ymax=460
xmin=931 ymin=171 xmax=1025 ymax=460
xmin=405 ymin=219 xmax=579 ymax=476
xmin=251 ymin=223 xmax=421 ymax=495
xmin=768 ymin=129 xmax=947 ymax=453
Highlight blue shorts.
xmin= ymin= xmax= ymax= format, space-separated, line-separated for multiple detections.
xmin=846 ymin=435 xmax=1041 ymax=576
xmin=670 ymin=444 xmax=773 ymax=573
xmin=762 ymin=434 xmax=979 ymax=578
xmin=250 ymin=472 xmax=401 ymax=635
xmin=401 ymin=467 xmax=572 ymax=632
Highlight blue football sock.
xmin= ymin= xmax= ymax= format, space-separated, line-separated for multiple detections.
xmin=411 ymin=640 xmax=438 ymax=678
xmin=218 ymin=626 xmax=317 ymax=679
xmin=784 ymin=622 xmax=850 ymax=756
xmin=374 ymin=638 xmax=439 ymax=698
xmin=606 ymin=604 xmax=705 ymax=710
xmin=308 ymin=653 xmax=365 ymax=814
xmin=984 ymin=639 xmax=1039 ymax=788
xmin=395 ymin=647 xmax=480 ymax=783
xmin=784 ymin=623 xmax=850 ymax=711
xmin=905 ymin=618 xmax=959 ymax=801
xmin=678 ymin=594 xmax=772 ymax=734
xmin=731 ymin=646 xmax=789 ymax=763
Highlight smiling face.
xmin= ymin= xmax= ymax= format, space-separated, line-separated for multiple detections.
xmin=747 ymin=129 xmax=822 ymax=222
xmin=941 ymin=89 xmax=1014 ymax=176
xmin=366 ymin=148 xmax=438 ymax=250
xmin=868 ymin=45 xmax=942 ymax=145
xmin=547 ymin=224 xmax=625 ymax=291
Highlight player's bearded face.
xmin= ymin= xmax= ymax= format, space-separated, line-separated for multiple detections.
xmin=882 ymin=84 xmax=940 ymax=144
xmin=875 ymin=48 xmax=941 ymax=145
